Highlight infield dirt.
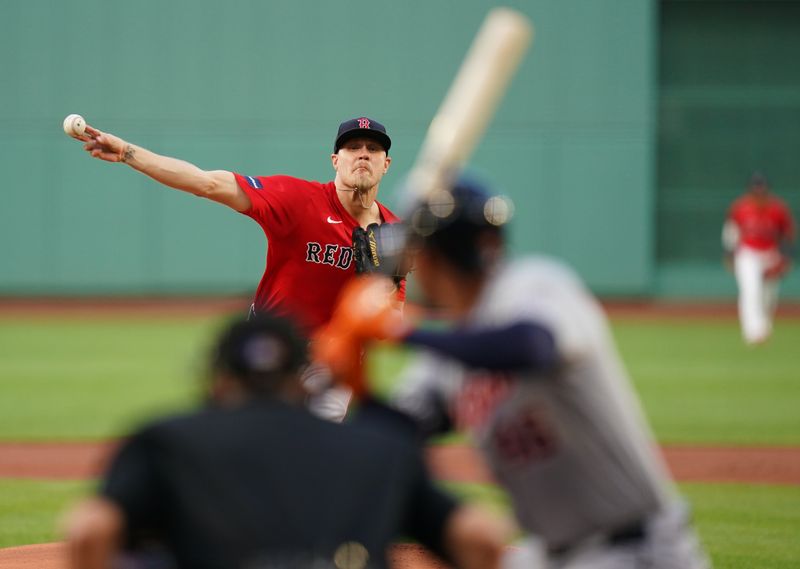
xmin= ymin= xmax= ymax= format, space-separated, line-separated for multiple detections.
xmin=2 ymin=299 xmax=798 ymax=568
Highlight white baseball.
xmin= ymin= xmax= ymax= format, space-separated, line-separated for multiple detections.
xmin=63 ymin=114 xmax=86 ymax=137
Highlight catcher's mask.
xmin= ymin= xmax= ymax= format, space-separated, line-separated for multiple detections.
xmin=210 ymin=314 xmax=308 ymax=397
xmin=407 ymin=176 xmax=514 ymax=274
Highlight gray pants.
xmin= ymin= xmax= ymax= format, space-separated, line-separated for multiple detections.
xmin=503 ymin=502 xmax=711 ymax=569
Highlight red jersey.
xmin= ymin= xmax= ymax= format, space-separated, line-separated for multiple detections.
xmin=234 ymin=174 xmax=405 ymax=333
xmin=728 ymin=194 xmax=795 ymax=251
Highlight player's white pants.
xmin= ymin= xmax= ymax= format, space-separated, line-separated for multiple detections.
xmin=301 ymin=361 xmax=352 ymax=423
xmin=734 ymin=246 xmax=781 ymax=345
xmin=502 ymin=503 xmax=710 ymax=569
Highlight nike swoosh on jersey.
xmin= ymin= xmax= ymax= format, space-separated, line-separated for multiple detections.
xmin=327 ymin=216 xmax=343 ymax=224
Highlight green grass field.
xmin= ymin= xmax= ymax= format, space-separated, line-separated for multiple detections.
xmin=1 ymin=313 xmax=799 ymax=566
xmin=613 ymin=318 xmax=800 ymax=445
xmin=0 ymin=479 xmax=91 ymax=548
xmin=0 ymin=318 xmax=218 ymax=440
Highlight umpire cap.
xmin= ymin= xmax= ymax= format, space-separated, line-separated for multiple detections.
xmin=408 ymin=175 xmax=514 ymax=274
xmin=211 ymin=314 xmax=308 ymax=395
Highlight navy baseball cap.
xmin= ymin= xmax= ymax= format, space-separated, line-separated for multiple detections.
xmin=334 ymin=117 xmax=391 ymax=154
xmin=748 ymin=171 xmax=769 ymax=187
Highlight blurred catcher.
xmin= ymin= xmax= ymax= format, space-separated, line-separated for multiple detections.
xmin=722 ymin=172 xmax=796 ymax=345
xmin=315 ymin=176 xmax=711 ymax=569
xmin=63 ymin=313 xmax=506 ymax=569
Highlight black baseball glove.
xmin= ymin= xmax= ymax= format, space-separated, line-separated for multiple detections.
xmin=352 ymin=222 xmax=409 ymax=284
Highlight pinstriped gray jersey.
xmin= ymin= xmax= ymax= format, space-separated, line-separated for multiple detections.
xmin=392 ymin=257 xmax=676 ymax=550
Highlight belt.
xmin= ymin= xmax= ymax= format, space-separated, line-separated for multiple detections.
xmin=549 ymin=519 xmax=647 ymax=557
xmin=607 ymin=520 xmax=647 ymax=545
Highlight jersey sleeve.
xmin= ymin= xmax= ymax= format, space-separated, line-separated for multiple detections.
xmin=232 ymin=174 xmax=305 ymax=237
xmin=404 ymin=322 xmax=557 ymax=373
xmin=491 ymin=261 xmax=597 ymax=363
xmin=99 ymin=430 xmax=165 ymax=546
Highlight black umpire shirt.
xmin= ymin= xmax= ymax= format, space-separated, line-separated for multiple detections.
xmin=100 ymin=399 xmax=457 ymax=569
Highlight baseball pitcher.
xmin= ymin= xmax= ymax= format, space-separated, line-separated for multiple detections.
xmin=72 ymin=116 xmax=407 ymax=421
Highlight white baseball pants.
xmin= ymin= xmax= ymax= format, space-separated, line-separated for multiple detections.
xmin=734 ymin=246 xmax=780 ymax=345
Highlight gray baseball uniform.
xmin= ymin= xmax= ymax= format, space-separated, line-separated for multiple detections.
xmin=392 ymin=257 xmax=710 ymax=569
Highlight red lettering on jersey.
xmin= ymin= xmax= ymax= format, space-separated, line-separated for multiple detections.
xmin=453 ymin=374 xmax=513 ymax=431
xmin=358 ymin=118 xmax=371 ymax=129
xmin=491 ymin=405 xmax=558 ymax=465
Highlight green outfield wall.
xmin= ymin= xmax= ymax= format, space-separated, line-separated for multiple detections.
xmin=657 ymin=0 xmax=800 ymax=298
xmin=1 ymin=0 xmax=798 ymax=298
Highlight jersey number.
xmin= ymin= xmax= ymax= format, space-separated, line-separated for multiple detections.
xmin=492 ymin=407 xmax=558 ymax=464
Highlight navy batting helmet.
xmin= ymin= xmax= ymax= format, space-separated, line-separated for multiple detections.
xmin=407 ymin=176 xmax=513 ymax=274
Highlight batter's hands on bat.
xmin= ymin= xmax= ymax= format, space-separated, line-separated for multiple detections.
xmin=81 ymin=126 xmax=130 ymax=163
xmin=312 ymin=275 xmax=410 ymax=398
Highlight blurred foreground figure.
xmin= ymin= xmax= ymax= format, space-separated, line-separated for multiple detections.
xmin=64 ymin=314 xmax=506 ymax=569
xmin=723 ymin=172 xmax=795 ymax=345
xmin=317 ymin=176 xmax=711 ymax=569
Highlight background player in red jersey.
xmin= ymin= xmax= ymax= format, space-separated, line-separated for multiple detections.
xmin=722 ymin=172 xmax=796 ymax=345
xmin=76 ymin=116 xmax=404 ymax=420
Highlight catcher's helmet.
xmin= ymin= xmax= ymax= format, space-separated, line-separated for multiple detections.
xmin=407 ymin=176 xmax=513 ymax=274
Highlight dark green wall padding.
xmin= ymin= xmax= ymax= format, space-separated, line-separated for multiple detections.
xmin=656 ymin=0 xmax=800 ymax=298
xmin=1 ymin=1 xmax=797 ymax=298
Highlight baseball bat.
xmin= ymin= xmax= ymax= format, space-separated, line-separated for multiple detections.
xmin=315 ymin=10 xmax=533 ymax=393
xmin=404 ymin=7 xmax=534 ymax=202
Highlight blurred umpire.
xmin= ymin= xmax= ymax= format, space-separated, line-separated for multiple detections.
xmin=63 ymin=314 xmax=506 ymax=569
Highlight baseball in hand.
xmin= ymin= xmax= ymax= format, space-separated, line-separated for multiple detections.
xmin=63 ymin=114 xmax=86 ymax=137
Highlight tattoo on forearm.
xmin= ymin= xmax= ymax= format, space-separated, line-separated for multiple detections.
xmin=120 ymin=145 xmax=135 ymax=163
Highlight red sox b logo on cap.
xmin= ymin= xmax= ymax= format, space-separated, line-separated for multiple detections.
xmin=334 ymin=116 xmax=390 ymax=153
